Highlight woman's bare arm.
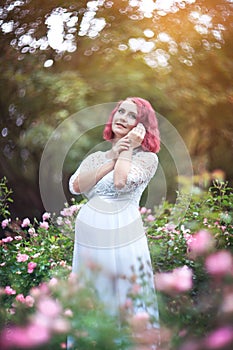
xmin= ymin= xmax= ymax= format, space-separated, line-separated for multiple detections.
xmin=114 ymin=123 xmax=146 ymax=189
xmin=113 ymin=148 xmax=133 ymax=189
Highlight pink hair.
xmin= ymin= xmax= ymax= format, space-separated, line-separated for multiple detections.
xmin=103 ymin=97 xmax=160 ymax=153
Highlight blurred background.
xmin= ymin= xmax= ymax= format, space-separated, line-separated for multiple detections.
xmin=0 ymin=0 xmax=232 ymax=219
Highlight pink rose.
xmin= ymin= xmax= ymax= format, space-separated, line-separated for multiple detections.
xmin=14 ymin=235 xmax=22 ymax=241
xmin=0 ymin=323 xmax=50 ymax=348
xmin=155 ymin=266 xmax=193 ymax=294
xmin=42 ymin=212 xmax=51 ymax=221
xmin=27 ymin=262 xmax=37 ymax=273
xmin=5 ymin=286 xmax=16 ymax=295
xmin=2 ymin=236 xmax=13 ymax=243
xmin=17 ymin=253 xmax=29 ymax=262
xmin=146 ymin=214 xmax=155 ymax=222
xmin=187 ymin=230 xmax=214 ymax=257
xmin=205 ymin=251 xmax=233 ymax=276
xmin=25 ymin=295 xmax=35 ymax=307
xmin=70 ymin=204 xmax=81 ymax=213
xmin=37 ymin=297 xmax=61 ymax=318
xmin=39 ymin=221 xmax=49 ymax=230
xmin=16 ymin=294 xmax=25 ymax=303
xmin=205 ymin=326 xmax=233 ymax=349
xmin=60 ymin=207 xmax=73 ymax=217
xmin=21 ymin=218 xmax=30 ymax=228
xmin=140 ymin=207 xmax=147 ymax=214
xmin=60 ymin=204 xmax=80 ymax=217
xmin=28 ymin=227 xmax=36 ymax=235
xmin=1 ymin=218 xmax=10 ymax=229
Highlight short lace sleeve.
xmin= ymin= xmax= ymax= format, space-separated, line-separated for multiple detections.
xmin=119 ymin=151 xmax=158 ymax=193
xmin=69 ymin=151 xmax=108 ymax=195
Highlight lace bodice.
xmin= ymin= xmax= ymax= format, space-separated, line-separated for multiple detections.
xmin=69 ymin=148 xmax=158 ymax=206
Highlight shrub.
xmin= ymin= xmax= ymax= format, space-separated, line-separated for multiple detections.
xmin=0 ymin=176 xmax=232 ymax=349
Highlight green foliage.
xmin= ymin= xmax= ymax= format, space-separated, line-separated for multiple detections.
xmin=0 ymin=177 xmax=13 ymax=219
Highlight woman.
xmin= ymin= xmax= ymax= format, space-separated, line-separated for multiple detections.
xmin=69 ymin=97 xmax=160 ymax=342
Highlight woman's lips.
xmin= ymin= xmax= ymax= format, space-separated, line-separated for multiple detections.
xmin=115 ymin=123 xmax=126 ymax=128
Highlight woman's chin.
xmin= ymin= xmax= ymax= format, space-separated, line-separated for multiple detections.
xmin=112 ymin=130 xmax=128 ymax=138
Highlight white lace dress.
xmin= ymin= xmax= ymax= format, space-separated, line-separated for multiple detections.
xmin=69 ymin=147 xmax=159 ymax=326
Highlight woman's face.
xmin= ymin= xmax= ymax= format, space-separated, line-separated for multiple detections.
xmin=112 ymin=100 xmax=138 ymax=139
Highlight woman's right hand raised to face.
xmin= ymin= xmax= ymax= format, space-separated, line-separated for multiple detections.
xmin=109 ymin=123 xmax=146 ymax=160
xmin=127 ymin=123 xmax=146 ymax=149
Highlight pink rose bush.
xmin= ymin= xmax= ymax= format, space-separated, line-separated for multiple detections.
xmin=0 ymin=271 xmax=139 ymax=350
xmin=0 ymin=204 xmax=77 ymax=316
xmin=0 ymin=179 xmax=232 ymax=349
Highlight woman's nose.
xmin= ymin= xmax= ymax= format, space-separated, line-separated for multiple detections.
xmin=119 ymin=113 xmax=127 ymax=121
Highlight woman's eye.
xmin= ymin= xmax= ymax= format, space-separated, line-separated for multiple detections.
xmin=129 ymin=113 xmax=136 ymax=119
xmin=118 ymin=109 xmax=124 ymax=114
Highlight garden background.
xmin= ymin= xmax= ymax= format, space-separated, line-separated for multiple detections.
xmin=0 ymin=1 xmax=233 ymax=349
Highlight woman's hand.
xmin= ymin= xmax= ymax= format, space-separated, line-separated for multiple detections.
xmin=127 ymin=123 xmax=146 ymax=149
xmin=108 ymin=136 xmax=131 ymax=159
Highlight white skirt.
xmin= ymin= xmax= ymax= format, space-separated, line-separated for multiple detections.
xmin=71 ymin=196 xmax=159 ymax=326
